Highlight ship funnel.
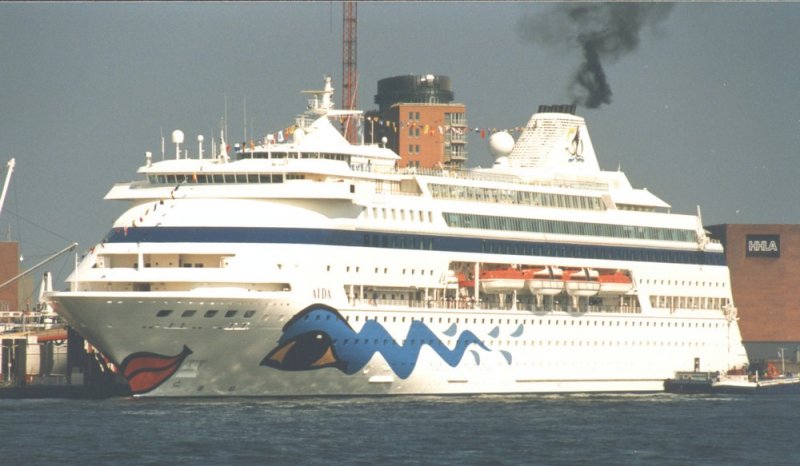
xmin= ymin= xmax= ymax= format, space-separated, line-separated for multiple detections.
xmin=507 ymin=106 xmax=599 ymax=172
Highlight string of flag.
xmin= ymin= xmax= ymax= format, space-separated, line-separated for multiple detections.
xmin=90 ymin=182 xmax=183 ymax=253
xmin=253 ymin=119 xmax=528 ymax=147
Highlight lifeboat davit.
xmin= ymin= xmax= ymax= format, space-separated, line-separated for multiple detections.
xmin=480 ymin=267 xmax=527 ymax=294
xmin=564 ymin=268 xmax=600 ymax=297
xmin=525 ymin=266 xmax=565 ymax=296
xmin=597 ymin=270 xmax=633 ymax=296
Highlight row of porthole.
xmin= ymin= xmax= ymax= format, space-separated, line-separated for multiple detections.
xmin=329 ymin=338 xmax=710 ymax=348
xmin=642 ymin=279 xmax=727 ymax=288
xmin=326 ymin=265 xmax=437 ymax=277
xmin=155 ymin=309 xmax=257 ymax=318
xmin=341 ymin=314 xmax=722 ymax=329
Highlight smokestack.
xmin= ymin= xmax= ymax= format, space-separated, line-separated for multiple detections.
xmin=517 ymin=3 xmax=674 ymax=109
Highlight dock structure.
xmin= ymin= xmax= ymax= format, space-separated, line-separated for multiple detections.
xmin=1 ymin=327 xmax=130 ymax=399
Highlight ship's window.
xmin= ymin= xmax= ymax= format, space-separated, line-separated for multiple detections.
xmin=204 ymin=310 xmax=218 ymax=318
xmin=236 ymin=174 xmax=247 ymax=183
xmin=248 ymin=174 xmax=259 ymax=183
xmin=225 ymin=310 xmax=237 ymax=318
xmin=156 ymin=310 xmax=172 ymax=317
xmin=181 ymin=310 xmax=196 ymax=318
xmin=243 ymin=310 xmax=256 ymax=318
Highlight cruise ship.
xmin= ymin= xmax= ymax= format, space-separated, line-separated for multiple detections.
xmin=49 ymin=77 xmax=749 ymax=396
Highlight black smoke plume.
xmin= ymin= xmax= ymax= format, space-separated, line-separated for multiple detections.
xmin=517 ymin=3 xmax=674 ymax=108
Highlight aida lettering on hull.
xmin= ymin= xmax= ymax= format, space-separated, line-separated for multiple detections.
xmin=746 ymin=234 xmax=780 ymax=258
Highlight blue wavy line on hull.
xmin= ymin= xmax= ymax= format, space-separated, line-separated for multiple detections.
xmin=103 ymin=226 xmax=724 ymax=266
xmin=261 ymin=304 xmax=490 ymax=379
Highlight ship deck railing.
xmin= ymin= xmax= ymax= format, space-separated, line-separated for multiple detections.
xmin=350 ymin=298 xmax=640 ymax=315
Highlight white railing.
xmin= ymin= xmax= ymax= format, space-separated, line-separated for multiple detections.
xmin=349 ymin=297 xmax=640 ymax=314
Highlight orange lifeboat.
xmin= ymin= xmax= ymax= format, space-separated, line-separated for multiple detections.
xmin=564 ymin=268 xmax=600 ymax=297
xmin=597 ymin=270 xmax=633 ymax=296
xmin=456 ymin=273 xmax=475 ymax=289
xmin=479 ymin=267 xmax=527 ymax=294
xmin=524 ymin=266 xmax=564 ymax=296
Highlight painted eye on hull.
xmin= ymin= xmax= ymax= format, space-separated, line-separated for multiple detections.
xmin=261 ymin=331 xmax=345 ymax=372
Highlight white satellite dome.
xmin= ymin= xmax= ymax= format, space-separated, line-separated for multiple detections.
xmin=171 ymin=129 xmax=185 ymax=144
xmin=293 ymin=128 xmax=305 ymax=143
xmin=488 ymin=131 xmax=515 ymax=158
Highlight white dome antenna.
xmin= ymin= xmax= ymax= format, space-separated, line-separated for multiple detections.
xmin=489 ymin=131 xmax=514 ymax=167
xmin=172 ymin=130 xmax=185 ymax=159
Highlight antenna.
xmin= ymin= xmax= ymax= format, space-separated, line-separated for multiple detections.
xmin=220 ymin=126 xmax=229 ymax=161
xmin=197 ymin=135 xmax=204 ymax=159
xmin=224 ymin=93 xmax=229 ymax=149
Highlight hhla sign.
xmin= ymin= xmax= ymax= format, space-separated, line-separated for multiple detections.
xmin=745 ymin=234 xmax=780 ymax=258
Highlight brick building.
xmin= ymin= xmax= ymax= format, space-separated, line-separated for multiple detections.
xmin=366 ymin=75 xmax=468 ymax=169
xmin=0 ymin=242 xmax=18 ymax=313
xmin=707 ymin=224 xmax=800 ymax=362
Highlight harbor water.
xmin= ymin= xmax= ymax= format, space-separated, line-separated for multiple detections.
xmin=1 ymin=393 xmax=797 ymax=465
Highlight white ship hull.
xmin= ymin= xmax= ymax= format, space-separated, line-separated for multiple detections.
xmin=53 ymin=288 xmax=743 ymax=397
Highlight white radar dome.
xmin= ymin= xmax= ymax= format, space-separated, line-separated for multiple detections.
xmin=293 ymin=128 xmax=305 ymax=143
xmin=171 ymin=129 xmax=185 ymax=144
xmin=488 ymin=131 xmax=515 ymax=158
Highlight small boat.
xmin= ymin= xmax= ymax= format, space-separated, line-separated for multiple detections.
xmin=663 ymin=371 xmax=716 ymax=393
xmin=564 ymin=268 xmax=600 ymax=297
xmin=664 ymin=363 xmax=800 ymax=394
xmin=525 ymin=266 xmax=564 ymax=296
xmin=712 ymin=363 xmax=800 ymax=394
xmin=711 ymin=374 xmax=800 ymax=394
xmin=597 ymin=270 xmax=633 ymax=296
xmin=479 ymin=267 xmax=526 ymax=294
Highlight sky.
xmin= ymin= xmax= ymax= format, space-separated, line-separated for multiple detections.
xmin=1 ymin=2 xmax=799 ymax=289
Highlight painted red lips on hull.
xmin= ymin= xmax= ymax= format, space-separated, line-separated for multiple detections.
xmin=120 ymin=345 xmax=193 ymax=395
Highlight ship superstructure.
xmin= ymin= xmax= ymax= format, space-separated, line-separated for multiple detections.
xmin=49 ymin=77 xmax=748 ymax=396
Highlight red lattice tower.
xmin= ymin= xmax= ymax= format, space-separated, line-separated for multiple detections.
xmin=342 ymin=0 xmax=358 ymax=143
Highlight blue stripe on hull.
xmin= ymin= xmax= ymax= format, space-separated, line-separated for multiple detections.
xmin=105 ymin=226 xmax=724 ymax=266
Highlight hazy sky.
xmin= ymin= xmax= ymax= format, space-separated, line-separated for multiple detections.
xmin=1 ymin=2 xmax=799 ymax=287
